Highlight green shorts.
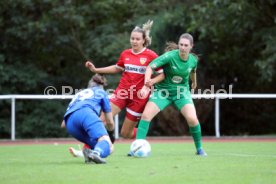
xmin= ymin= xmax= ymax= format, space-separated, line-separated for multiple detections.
xmin=149 ymin=89 xmax=194 ymax=111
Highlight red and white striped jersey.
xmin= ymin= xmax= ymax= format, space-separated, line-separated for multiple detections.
xmin=116 ymin=48 xmax=162 ymax=90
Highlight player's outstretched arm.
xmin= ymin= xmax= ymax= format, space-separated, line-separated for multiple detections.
xmin=85 ymin=61 xmax=122 ymax=74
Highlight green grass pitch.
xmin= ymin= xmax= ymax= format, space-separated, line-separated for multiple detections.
xmin=0 ymin=141 xmax=275 ymax=184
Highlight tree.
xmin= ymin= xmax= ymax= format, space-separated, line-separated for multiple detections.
xmin=0 ymin=0 xmax=275 ymax=138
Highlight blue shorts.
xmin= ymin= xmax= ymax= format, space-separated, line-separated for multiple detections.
xmin=65 ymin=107 xmax=108 ymax=149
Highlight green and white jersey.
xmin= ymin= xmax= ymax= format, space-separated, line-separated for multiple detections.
xmin=149 ymin=50 xmax=198 ymax=96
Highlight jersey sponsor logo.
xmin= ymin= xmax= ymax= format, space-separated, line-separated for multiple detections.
xmin=125 ymin=64 xmax=147 ymax=74
xmin=171 ymin=76 xmax=183 ymax=83
xmin=139 ymin=67 xmax=146 ymax=73
xmin=140 ymin=58 xmax=147 ymax=65
xmin=125 ymin=58 xmax=130 ymax=61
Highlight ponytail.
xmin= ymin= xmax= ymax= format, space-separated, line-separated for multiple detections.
xmin=88 ymin=74 xmax=108 ymax=88
xmin=132 ymin=20 xmax=153 ymax=47
xmin=142 ymin=20 xmax=153 ymax=47
xmin=164 ymin=41 xmax=178 ymax=52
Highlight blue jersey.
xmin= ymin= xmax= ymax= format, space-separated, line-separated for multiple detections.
xmin=64 ymin=87 xmax=111 ymax=118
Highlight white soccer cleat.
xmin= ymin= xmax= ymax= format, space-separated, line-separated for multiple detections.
xmin=82 ymin=148 xmax=106 ymax=164
xmin=69 ymin=147 xmax=84 ymax=158
xmin=196 ymin=149 xmax=207 ymax=156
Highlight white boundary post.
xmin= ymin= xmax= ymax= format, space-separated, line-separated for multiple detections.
xmin=114 ymin=114 xmax=119 ymax=139
xmin=11 ymin=97 xmax=16 ymax=141
xmin=215 ymin=97 xmax=220 ymax=138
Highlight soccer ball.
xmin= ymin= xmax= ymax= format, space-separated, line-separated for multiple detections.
xmin=130 ymin=139 xmax=151 ymax=158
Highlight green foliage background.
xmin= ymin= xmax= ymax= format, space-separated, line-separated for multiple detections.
xmin=0 ymin=0 xmax=275 ymax=138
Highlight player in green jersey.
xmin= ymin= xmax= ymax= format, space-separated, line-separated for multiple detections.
xmin=136 ymin=33 xmax=207 ymax=156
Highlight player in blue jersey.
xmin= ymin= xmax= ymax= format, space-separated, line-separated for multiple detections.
xmin=62 ymin=74 xmax=114 ymax=164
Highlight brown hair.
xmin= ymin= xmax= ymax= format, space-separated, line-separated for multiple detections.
xmin=165 ymin=33 xmax=194 ymax=51
xmin=179 ymin=33 xmax=199 ymax=60
xmin=164 ymin=41 xmax=178 ymax=52
xmin=179 ymin=33 xmax=194 ymax=45
xmin=165 ymin=33 xmax=199 ymax=60
xmin=87 ymin=74 xmax=107 ymax=88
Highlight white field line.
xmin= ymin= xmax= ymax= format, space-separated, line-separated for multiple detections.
xmin=217 ymin=153 xmax=276 ymax=158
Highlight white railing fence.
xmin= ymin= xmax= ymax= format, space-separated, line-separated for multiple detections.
xmin=0 ymin=94 xmax=276 ymax=140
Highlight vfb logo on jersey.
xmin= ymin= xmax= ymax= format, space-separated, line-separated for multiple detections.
xmin=140 ymin=58 xmax=147 ymax=65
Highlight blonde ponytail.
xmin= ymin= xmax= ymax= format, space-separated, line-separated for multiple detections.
xmin=142 ymin=20 xmax=153 ymax=47
xmin=132 ymin=20 xmax=154 ymax=47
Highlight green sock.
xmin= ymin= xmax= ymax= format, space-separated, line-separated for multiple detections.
xmin=136 ymin=120 xmax=150 ymax=139
xmin=189 ymin=123 xmax=203 ymax=151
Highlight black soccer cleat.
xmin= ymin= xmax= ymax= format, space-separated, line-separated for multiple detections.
xmin=127 ymin=151 xmax=134 ymax=157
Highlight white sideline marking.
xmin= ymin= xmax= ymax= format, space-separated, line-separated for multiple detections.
xmin=224 ymin=153 xmax=276 ymax=158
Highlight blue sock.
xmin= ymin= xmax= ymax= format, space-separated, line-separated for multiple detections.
xmin=94 ymin=140 xmax=110 ymax=158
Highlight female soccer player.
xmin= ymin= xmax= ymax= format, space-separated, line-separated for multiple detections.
xmin=63 ymin=74 xmax=114 ymax=164
xmin=136 ymin=33 xmax=207 ymax=156
xmin=85 ymin=20 xmax=164 ymax=139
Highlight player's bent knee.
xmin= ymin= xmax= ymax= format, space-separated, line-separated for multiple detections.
xmin=187 ymin=118 xmax=199 ymax=126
